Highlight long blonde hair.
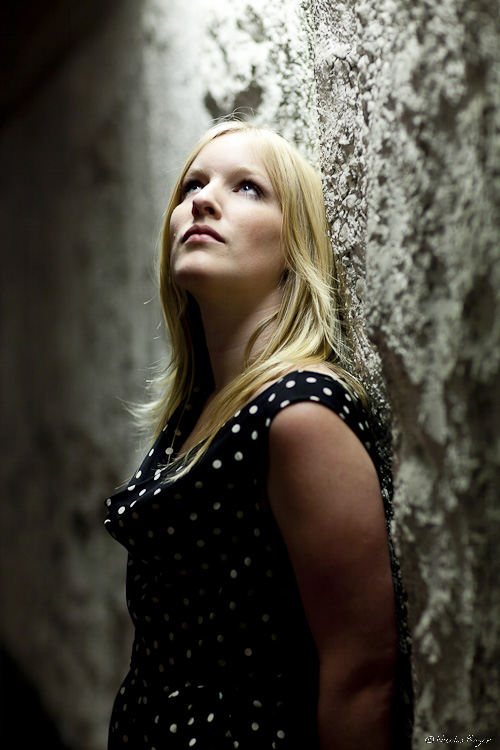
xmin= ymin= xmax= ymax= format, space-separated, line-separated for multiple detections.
xmin=145 ymin=119 xmax=364 ymax=466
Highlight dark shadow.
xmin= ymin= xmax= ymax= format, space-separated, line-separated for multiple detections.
xmin=0 ymin=645 xmax=70 ymax=748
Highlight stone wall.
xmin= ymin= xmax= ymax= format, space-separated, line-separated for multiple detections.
xmin=0 ymin=1 xmax=210 ymax=747
xmin=1 ymin=0 xmax=499 ymax=747
xmin=311 ymin=0 xmax=500 ymax=745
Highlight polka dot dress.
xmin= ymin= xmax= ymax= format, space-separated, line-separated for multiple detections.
xmin=104 ymin=371 xmax=412 ymax=749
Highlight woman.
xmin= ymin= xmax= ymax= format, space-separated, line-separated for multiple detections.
xmin=104 ymin=120 xmax=412 ymax=749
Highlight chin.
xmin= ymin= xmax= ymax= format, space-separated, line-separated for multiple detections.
xmin=171 ymin=263 xmax=218 ymax=297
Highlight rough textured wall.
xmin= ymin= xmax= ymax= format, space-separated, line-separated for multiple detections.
xmin=200 ymin=0 xmax=318 ymax=158
xmin=312 ymin=0 xmax=500 ymax=745
xmin=0 ymin=1 xmax=209 ymax=747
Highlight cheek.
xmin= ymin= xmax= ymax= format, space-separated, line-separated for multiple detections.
xmin=169 ymin=209 xmax=181 ymax=243
xmin=259 ymin=218 xmax=284 ymax=266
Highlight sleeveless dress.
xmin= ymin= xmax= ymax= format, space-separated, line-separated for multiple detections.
xmin=104 ymin=370 xmax=413 ymax=749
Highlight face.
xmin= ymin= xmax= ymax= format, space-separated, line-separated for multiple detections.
xmin=169 ymin=132 xmax=285 ymax=309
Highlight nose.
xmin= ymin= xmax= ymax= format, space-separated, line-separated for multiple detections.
xmin=191 ymin=184 xmax=221 ymax=218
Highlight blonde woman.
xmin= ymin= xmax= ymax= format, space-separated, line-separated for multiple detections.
xmin=104 ymin=120 xmax=412 ymax=750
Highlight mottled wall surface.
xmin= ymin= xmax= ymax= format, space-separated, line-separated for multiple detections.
xmin=0 ymin=1 xmax=209 ymax=747
xmin=312 ymin=0 xmax=500 ymax=745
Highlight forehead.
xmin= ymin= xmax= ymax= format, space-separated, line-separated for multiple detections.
xmin=187 ymin=132 xmax=268 ymax=177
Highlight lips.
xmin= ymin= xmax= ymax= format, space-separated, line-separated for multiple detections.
xmin=182 ymin=225 xmax=224 ymax=243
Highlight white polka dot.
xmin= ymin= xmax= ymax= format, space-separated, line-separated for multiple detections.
xmin=154 ymin=488 xmax=161 ymax=495
xmin=251 ymin=430 xmax=258 ymax=440
xmin=213 ymin=501 xmax=221 ymax=510
xmin=154 ymin=715 xmax=160 ymax=724
xmin=212 ymin=460 xmax=222 ymax=469
xmin=232 ymin=424 xmax=241 ymax=433
xmin=268 ymin=393 xmax=276 ymax=402
xmin=244 ymin=557 xmax=251 ymax=566
xmin=280 ymin=400 xmax=290 ymax=408
xmin=323 ymin=387 xmax=333 ymax=396
xmin=252 ymin=723 xmax=259 ymax=731
xmin=244 ymin=648 xmax=252 ymax=656
xmin=359 ymin=422 xmax=365 ymax=430
xmin=149 ymin=449 xmax=154 ymax=457
xmin=139 ymin=489 xmax=147 ymax=497
xmin=343 ymin=405 xmax=350 ymax=414
xmin=154 ymin=471 xmax=161 ymax=481
xmin=365 ymin=442 xmax=372 ymax=450
xmin=309 ymin=395 xmax=320 ymax=402
xmin=167 ymin=527 xmax=175 ymax=535
xmin=165 ymin=447 xmax=174 ymax=455
xmin=253 ymin=700 xmax=262 ymax=708
xmin=249 ymin=405 xmax=258 ymax=414
xmin=207 ymin=713 xmax=214 ymax=722
xmin=118 ymin=506 xmax=126 ymax=515
xmin=345 ymin=393 xmax=352 ymax=401
xmin=262 ymin=614 xmax=270 ymax=622
xmin=195 ymin=481 xmax=203 ymax=489
xmin=285 ymin=380 xmax=296 ymax=388
xmin=106 ymin=498 xmax=111 ymax=507
xmin=190 ymin=512 xmax=198 ymax=521
xmin=277 ymin=730 xmax=285 ymax=738
xmin=234 ymin=451 xmax=243 ymax=461
xmin=265 ymin=418 xmax=271 ymax=427
xmin=306 ymin=376 xmax=317 ymax=383
xmin=230 ymin=569 xmax=238 ymax=578
xmin=127 ymin=485 xmax=136 ymax=491
xmin=169 ymin=724 xmax=177 ymax=733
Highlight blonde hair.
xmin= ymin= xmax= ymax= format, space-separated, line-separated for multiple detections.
xmin=145 ymin=119 xmax=365 ymax=468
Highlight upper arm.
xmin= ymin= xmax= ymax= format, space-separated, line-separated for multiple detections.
xmin=266 ymin=401 xmax=397 ymax=689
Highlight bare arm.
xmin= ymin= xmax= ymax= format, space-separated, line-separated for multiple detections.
xmin=267 ymin=401 xmax=398 ymax=750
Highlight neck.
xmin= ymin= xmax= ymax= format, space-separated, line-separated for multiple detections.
xmin=196 ymin=291 xmax=282 ymax=396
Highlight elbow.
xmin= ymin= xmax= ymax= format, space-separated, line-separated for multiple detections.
xmin=317 ymin=655 xmax=396 ymax=750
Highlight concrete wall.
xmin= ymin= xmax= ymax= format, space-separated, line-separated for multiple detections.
xmin=0 ymin=1 xmax=209 ymax=747
xmin=311 ymin=0 xmax=500 ymax=745
xmin=1 ymin=0 xmax=499 ymax=747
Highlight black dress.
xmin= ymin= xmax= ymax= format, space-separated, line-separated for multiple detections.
xmin=104 ymin=370 xmax=412 ymax=749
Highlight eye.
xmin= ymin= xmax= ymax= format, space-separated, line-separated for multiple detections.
xmin=181 ymin=179 xmax=203 ymax=197
xmin=237 ymin=180 xmax=262 ymax=198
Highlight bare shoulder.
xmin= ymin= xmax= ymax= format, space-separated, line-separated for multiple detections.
xmin=268 ymin=396 xmax=376 ymax=482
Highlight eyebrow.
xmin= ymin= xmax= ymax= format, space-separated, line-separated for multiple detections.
xmin=183 ymin=164 xmax=271 ymax=185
